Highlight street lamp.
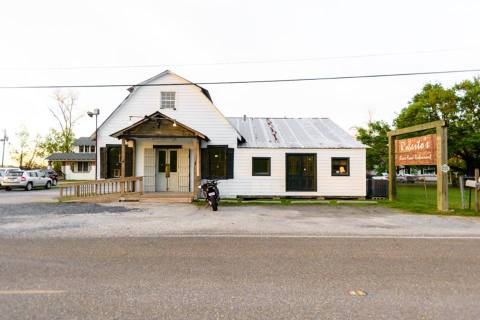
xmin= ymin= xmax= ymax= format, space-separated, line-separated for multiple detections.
xmin=0 ymin=129 xmax=8 ymax=167
xmin=87 ymin=108 xmax=100 ymax=180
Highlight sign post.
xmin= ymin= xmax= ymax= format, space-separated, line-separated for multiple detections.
xmin=387 ymin=120 xmax=448 ymax=212
xmin=475 ymin=169 xmax=480 ymax=213
xmin=465 ymin=170 xmax=480 ymax=212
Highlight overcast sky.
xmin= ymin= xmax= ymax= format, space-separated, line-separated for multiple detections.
xmin=1 ymin=0 xmax=479 ymax=164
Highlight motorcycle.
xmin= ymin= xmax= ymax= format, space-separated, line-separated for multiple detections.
xmin=200 ymin=180 xmax=220 ymax=211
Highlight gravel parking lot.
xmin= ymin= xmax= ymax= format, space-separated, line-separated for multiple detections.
xmin=1 ymin=193 xmax=480 ymax=238
xmin=0 ymin=188 xmax=58 ymax=204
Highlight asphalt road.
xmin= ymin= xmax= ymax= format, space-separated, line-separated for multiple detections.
xmin=1 ymin=237 xmax=480 ymax=319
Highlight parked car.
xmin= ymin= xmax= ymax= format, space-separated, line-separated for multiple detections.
xmin=38 ymin=169 xmax=59 ymax=186
xmin=2 ymin=170 xmax=52 ymax=191
xmin=372 ymin=173 xmax=388 ymax=180
xmin=397 ymin=173 xmax=416 ymax=183
xmin=0 ymin=168 xmax=20 ymax=188
xmin=372 ymin=172 xmax=416 ymax=183
xmin=416 ymin=174 xmax=437 ymax=182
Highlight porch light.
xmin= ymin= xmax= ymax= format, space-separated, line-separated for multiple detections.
xmin=128 ymin=115 xmax=144 ymax=124
xmin=172 ymin=120 xmax=177 ymax=127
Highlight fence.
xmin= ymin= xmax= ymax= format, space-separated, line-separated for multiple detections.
xmin=59 ymin=176 xmax=143 ymax=199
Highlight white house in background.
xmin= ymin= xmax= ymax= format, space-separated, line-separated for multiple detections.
xmin=94 ymin=70 xmax=367 ymax=198
xmin=46 ymin=137 xmax=96 ymax=180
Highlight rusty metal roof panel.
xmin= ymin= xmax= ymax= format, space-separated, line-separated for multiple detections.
xmin=227 ymin=117 xmax=366 ymax=148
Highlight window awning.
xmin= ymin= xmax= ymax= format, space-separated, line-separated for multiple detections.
xmin=110 ymin=111 xmax=209 ymax=141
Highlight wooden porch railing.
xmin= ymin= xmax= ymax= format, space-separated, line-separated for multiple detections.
xmin=59 ymin=176 xmax=143 ymax=199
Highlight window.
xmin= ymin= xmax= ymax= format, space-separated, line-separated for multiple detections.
xmin=79 ymin=145 xmax=84 ymax=153
xmin=252 ymin=157 xmax=271 ymax=176
xmin=169 ymin=150 xmax=177 ymax=173
xmin=77 ymin=161 xmax=89 ymax=172
xmin=90 ymin=146 xmax=95 ymax=152
xmin=161 ymin=91 xmax=176 ymax=109
xmin=201 ymin=146 xmax=234 ymax=179
xmin=208 ymin=148 xmax=226 ymax=178
xmin=158 ymin=150 xmax=166 ymax=172
xmin=331 ymin=157 xmax=350 ymax=176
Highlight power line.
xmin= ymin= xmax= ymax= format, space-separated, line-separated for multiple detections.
xmin=0 ymin=68 xmax=479 ymax=89
xmin=0 ymin=47 xmax=477 ymax=71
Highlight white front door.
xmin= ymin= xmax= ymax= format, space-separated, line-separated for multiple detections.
xmin=155 ymin=149 xmax=179 ymax=192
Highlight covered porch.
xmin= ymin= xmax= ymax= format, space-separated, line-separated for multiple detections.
xmin=110 ymin=111 xmax=209 ymax=199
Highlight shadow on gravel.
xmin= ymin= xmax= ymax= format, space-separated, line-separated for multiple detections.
xmin=0 ymin=203 xmax=141 ymax=216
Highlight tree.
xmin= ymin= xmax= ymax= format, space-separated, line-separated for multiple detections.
xmin=356 ymin=120 xmax=391 ymax=174
xmin=10 ymin=126 xmax=44 ymax=169
xmin=10 ymin=126 xmax=29 ymax=168
xmin=394 ymin=79 xmax=480 ymax=175
xmin=48 ymin=90 xmax=81 ymax=153
xmin=40 ymin=128 xmax=75 ymax=154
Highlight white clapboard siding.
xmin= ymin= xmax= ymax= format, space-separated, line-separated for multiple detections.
xmin=143 ymin=148 xmax=155 ymax=192
xmin=217 ymin=148 xmax=366 ymax=198
xmin=178 ymin=148 xmax=190 ymax=192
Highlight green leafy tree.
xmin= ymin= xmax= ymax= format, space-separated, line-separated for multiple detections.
xmin=356 ymin=120 xmax=391 ymax=174
xmin=40 ymin=128 xmax=75 ymax=155
xmin=394 ymin=79 xmax=480 ymax=175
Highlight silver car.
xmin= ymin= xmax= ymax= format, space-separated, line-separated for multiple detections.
xmin=0 ymin=168 xmax=20 ymax=188
xmin=3 ymin=170 xmax=52 ymax=191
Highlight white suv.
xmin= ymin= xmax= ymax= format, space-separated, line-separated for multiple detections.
xmin=3 ymin=170 xmax=52 ymax=191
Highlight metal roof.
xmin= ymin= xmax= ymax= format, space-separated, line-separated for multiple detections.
xmin=227 ymin=117 xmax=366 ymax=149
xmin=74 ymin=137 xmax=95 ymax=146
xmin=46 ymin=153 xmax=96 ymax=161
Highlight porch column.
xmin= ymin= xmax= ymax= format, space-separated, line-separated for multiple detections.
xmin=121 ymin=138 xmax=126 ymax=178
xmin=132 ymin=139 xmax=136 ymax=177
xmin=121 ymin=138 xmax=126 ymax=194
xmin=193 ymin=138 xmax=201 ymax=198
xmin=132 ymin=139 xmax=137 ymax=192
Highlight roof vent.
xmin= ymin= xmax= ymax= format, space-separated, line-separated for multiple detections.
xmin=243 ymin=114 xmax=247 ymax=121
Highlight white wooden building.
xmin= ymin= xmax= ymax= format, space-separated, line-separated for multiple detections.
xmin=46 ymin=137 xmax=96 ymax=180
xmin=95 ymin=70 xmax=367 ymax=198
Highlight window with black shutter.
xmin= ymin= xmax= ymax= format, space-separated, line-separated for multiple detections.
xmin=100 ymin=147 xmax=107 ymax=178
xmin=201 ymin=146 xmax=234 ymax=179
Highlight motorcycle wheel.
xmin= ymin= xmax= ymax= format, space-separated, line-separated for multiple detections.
xmin=211 ymin=198 xmax=218 ymax=211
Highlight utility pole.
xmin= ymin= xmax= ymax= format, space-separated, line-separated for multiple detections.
xmin=0 ymin=129 xmax=8 ymax=167
xmin=87 ymin=109 xmax=100 ymax=180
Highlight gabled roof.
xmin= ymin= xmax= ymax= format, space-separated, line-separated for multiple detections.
xmin=93 ymin=70 xmax=213 ymax=139
xmin=227 ymin=117 xmax=366 ymax=149
xmin=74 ymin=137 xmax=95 ymax=146
xmin=46 ymin=153 xmax=96 ymax=161
xmin=127 ymin=70 xmax=213 ymax=102
xmin=110 ymin=111 xmax=209 ymax=141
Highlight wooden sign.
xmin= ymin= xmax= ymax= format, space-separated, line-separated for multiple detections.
xmin=388 ymin=121 xmax=448 ymax=211
xmin=395 ymin=134 xmax=436 ymax=166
